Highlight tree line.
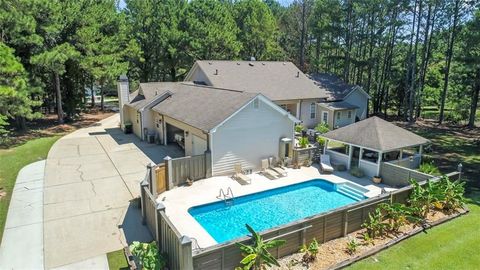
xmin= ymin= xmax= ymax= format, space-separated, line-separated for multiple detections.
xmin=1 ymin=0 xmax=479 ymax=135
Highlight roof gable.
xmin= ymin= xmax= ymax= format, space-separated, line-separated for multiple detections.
xmin=321 ymin=116 xmax=429 ymax=152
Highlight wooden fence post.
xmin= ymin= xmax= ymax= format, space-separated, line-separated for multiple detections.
xmin=164 ymin=156 xmax=173 ymax=190
xmin=155 ymin=202 xmax=166 ymax=249
xmin=204 ymin=150 xmax=212 ymax=178
xmin=140 ymin=177 xmax=149 ymax=225
xmin=179 ymin=236 xmax=193 ymax=270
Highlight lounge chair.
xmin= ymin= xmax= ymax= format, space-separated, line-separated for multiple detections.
xmin=233 ymin=164 xmax=251 ymax=185
xmin=320 ymin=154 xmax=334 ymax=173
xmin=261 ymin=159 xmax=281 ymax=179
xmin=268 ymin=157 xmax=287 ymax=176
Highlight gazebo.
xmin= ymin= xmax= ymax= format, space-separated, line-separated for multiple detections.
xmin=321 ymin=116 xmax=430 ymax=177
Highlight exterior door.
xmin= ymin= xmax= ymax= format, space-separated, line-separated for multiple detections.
xmin=155 ymin=165 xmax=166 ymax=194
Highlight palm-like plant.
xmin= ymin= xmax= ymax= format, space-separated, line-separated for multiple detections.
xmin=298 ymin=137 xmax=309 ymax=148
xmin=236 ymin=224 xmax=286 ymax=270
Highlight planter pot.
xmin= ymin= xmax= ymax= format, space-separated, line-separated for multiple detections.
xmin=372 ymin=176 xmax=382 ymax=184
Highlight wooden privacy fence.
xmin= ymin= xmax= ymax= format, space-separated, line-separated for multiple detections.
xmin=140 ymin=177 xmax=194 ymax=270
xmin=191 ymin=171 xmax=461 ymax=270
xmin=380 ymin=162 xmax=432 ymax=187
xmin=292 ymin=146 xmax=317 ymax=165
xmin=168 ymin=154 xmax=206 ymax=186
xmin=139 ymin=159 xmax=461 ymax=270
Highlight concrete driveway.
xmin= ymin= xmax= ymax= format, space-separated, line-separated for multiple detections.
xmin=44 ymin=114 xmax=183 ymax=269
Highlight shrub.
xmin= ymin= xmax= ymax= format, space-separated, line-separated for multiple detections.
xmin=435 ymin=176 xmax=466 ymax=212
xmin=300 ymin=238 xmax=319 ymax=264
xmin=236 ymin=224 xmax=286 ymax=270
xmin=129 ymin=241 xmax=167 ymax=270
xmin=346 ymin=239 xmax=360 ymax=255
xmin=408 ymin=179 xmax=440 ymax=218
xmin=298 ymin=137 xmax=309 ymax=148
xmin=316 ymin=136 xmax=326 ymax=147
xmin=349 ymin=166 xmax=365 ymax=178
xmin=314 ymin=122 xmax=330 ymax=134
xmin=418 ymin=161 xmax=440 ymax=176
xmin=378 ymin=203 xmax=420 ymax=232
xmin=295 ymin=124 xmax=304 ymax=133
xmin=362 ymin=208 xmax=386 ymax=239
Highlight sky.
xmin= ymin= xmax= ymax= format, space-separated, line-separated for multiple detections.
xmin=117 ymin=0 xmax=294 ymax=10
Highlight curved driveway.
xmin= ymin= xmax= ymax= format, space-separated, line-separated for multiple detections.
xmin=43 ymin=114 xmax=182 ymax=269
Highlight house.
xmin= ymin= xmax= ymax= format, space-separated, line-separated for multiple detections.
xmin=117 ymin=76 xmax=298 ymax=176
xmin=184 ymin=60 xmax=369 ymax=129
xmin=321 ymin=116 xmax=429 ymax=178
xmin=310 ymin=73 xmax=370 ymax=129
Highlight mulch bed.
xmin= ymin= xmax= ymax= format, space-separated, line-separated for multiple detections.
xmin=274 ymin=208 xmax=469 ymax=270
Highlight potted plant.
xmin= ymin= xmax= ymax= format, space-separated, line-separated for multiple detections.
xmin=373 ymin=175 xmax=382 ymax=184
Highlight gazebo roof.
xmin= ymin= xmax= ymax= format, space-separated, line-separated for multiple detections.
xmin=321 ymin=116 xmax=430 ymax=152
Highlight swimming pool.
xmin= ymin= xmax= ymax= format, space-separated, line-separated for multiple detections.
xmin=188 ymin=179 xmax=366 ymax=243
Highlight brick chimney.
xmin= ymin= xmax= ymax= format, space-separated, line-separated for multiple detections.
xmin=117 ymin=75 xmax=129 ymax=131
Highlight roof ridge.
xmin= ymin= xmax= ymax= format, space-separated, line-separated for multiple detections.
xmin=181 ymin=82 xmax=247 ymax=94
xmin=373 ymin=117 xmax=384 ymax=152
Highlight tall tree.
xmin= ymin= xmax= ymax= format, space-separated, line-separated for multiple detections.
xmin=184 ymin=0 xmax=241 ymax=61
xmin=233 ymin=0 xmax=284 ymax=60
xmin=0 ymin=43 xmax=41 ymax=133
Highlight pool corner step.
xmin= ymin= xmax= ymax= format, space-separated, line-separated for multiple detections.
xmin=337 ymin=184 xmax=365 ymax=201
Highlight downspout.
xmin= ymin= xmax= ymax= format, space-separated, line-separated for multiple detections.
xmin=139 ymin=109 xmax=144 ymax=140
xmin=204 ymin=131 xmax=213 ymax=178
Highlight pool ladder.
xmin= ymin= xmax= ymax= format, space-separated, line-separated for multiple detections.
xmin=217 ymin=187 xmax=235 ymax=206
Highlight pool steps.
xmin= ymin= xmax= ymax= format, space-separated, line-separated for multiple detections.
xmin=336 ymin=183 xmax=367 ymax=201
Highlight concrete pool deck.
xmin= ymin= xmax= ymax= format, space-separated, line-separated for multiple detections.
xmin=156 ymin=164 xmax=397 ymax=250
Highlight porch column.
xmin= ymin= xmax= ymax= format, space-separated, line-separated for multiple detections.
xmin=376 ymin=151 xmax=383 ymax=176
xmin=347 ymin=145 xmax=353 ymax=169
xmin=296 ymin=101 xmax=301 ymax=119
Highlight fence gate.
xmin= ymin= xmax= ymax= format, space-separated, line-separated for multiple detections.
xmin=155 ymin=164 xmax=167 ymax=194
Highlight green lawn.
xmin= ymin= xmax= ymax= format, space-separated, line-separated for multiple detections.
xmin=0 ymin=136 xmax=59 ymax=243
xmin=107 ymin=249 xmax=129 ymax=270
xmin=347 ymin=194 xmax=480 ymax=269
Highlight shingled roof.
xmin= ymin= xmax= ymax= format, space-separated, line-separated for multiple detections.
xmin=189 ymin=60 xmax=329 ymax=100
xmin=126 ymin=82 xmax=260 ymax=132
xmin=309 ymin=73 xmax=366 ymax=101
xmin=321 ymin=116 xmax=429 ymax=152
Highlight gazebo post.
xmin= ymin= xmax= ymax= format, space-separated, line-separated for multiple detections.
xmin=419 ymin=145 xmax=423 ymax=163
xmin=376 ymin=151 xmax=383 ymax=176
xmin=398 ymin=149 xmax=403 ymax=160
xmin=323 ymin=139 xmax=328 ymax=154
xmin=347 ymin=145 xmax=353 ymax=169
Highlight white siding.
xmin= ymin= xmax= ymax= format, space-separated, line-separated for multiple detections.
xmin=187 ymin=67 xmax=212 ymax=85
xmin=333 ymin=110 xmax=356 ymax=128
xmin=211 ymin=98 xmax=295 ymax=176
xmin=344 ymin=89 xmax=369 ymax=120
xmin=299 ymin=99 xmax=320 ymax=128
xmin=125 ymin=106 xmax=142 ymax=138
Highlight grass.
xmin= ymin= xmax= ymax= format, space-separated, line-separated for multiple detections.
xmin=0 ymin=136 xmax=59 ymax=243
xmin=347 ymin=193 xmax=480 ymax=269
xmin=107 ymin=249 xmax=129 ymax=270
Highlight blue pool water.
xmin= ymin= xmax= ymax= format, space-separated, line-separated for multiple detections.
xmin=188 ymin=179 xmax=364 ymax=243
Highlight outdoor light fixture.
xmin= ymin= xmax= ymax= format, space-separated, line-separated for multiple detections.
xmin=185 ymin=131 xmax=189 ymax=137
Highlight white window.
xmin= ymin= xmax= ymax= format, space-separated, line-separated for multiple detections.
xmin=310 ymin=103 xmax=316 ymax=119
xmin=322 ymin=111 xmax=328 ymax=123
xmin=336 ymin=112 xmax=341 ymax=120
xmin=348 ymin=111 xmax=352 ymax=119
